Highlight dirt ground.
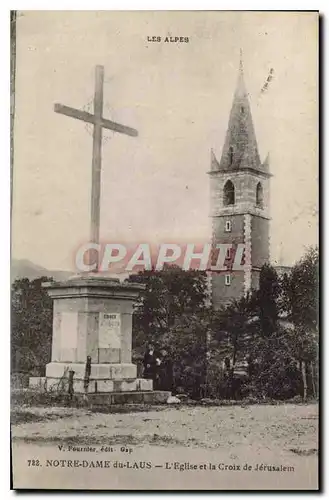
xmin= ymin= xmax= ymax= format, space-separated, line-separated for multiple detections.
xmin=11 ymin=403 xmax=319 ymax=490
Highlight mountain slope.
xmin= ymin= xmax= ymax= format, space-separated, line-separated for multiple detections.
xmin=11 ymin=259 xmax=72 ymax=282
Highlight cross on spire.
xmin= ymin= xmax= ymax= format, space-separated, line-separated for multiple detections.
xmin=54 ymin=65 xmax=138 ymax=271
xmin=239 ymin=48 xmax=244 ymax=74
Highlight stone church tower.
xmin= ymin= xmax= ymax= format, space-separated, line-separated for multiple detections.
xmin=208 ymin=58 xmax=271 ymax=309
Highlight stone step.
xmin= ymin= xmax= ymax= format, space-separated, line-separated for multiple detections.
xmin=82 ymin=390 xmax=171 ymax=405
xmin=44 ymin=376 xmax=153 ymax=394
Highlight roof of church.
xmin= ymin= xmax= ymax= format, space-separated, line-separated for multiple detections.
xmin=211 ymin=55 xmax=270 ymax=177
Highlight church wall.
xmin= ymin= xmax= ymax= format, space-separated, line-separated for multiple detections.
xmin=210 ymin=172 xmax=270 ymax=219
xmin=251 ymin=215 xmax=270 ymax=269
xmin=211 ymin=214 xmax=246 ymax=308
xmin=211 ymin=271 xmax=245 ymax=309
xmin=212 ymin=214 xmax=245 ymax=245
xmin=251 ymin=269 xmax=261 ymax=290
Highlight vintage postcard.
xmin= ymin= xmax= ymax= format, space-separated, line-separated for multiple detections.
xmin=10 ymin=10 xmax=319 ymax=490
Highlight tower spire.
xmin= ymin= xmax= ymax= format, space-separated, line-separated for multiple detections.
xmin=217 ymin=55 xmax=261 ymax=171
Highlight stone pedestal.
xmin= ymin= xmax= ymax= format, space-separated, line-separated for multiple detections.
xmin=43 ymin=275 xmax=153 ymax=395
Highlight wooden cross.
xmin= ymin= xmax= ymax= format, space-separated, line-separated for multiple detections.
xmin=54 ymin=65 xmax=138 ymax=271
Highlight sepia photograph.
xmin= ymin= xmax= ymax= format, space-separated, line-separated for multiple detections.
xmin=10 ymin=10 xmax=319 ymax=490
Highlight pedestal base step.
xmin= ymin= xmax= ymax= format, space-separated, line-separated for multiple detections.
xmin=30 ymin=376 xmax=153 ymax=393
xmin=45 ymin=377 xmax=153 ymax=393
xmin=80 ymin=390 xmax=171 ymax=405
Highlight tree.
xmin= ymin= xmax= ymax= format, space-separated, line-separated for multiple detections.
xmin=160 ymin=312 xmax=209 ymax=398
xmin=11 ymin=277 xmax=53 ymax=375
xmin=209 ymin=293 xmax=256 ymax=399
xmin=212 ymin=294 xmax=255 ymax=369
xmin=209 ymin=264 xmax=304 ymax=400
xmin=128 ymin=266 xmax=210 ymax=396
xmin=258 ymin=264 xmax=280 ymax=337
xmin=243 ymin=264 xmax=305 ymax=399
xmin=281 ymin=247 xmax=319 ymax=398
xmin=242 ymin=253 xmax=318 ymax=400
xmin=128 ymin=265 xmax=209 ymax=351
xmin=282 ymin=247 xmax=318 ymax=332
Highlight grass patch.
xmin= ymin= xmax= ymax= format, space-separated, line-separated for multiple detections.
xmin=11 ymin=410 xmax=46 ymax=425
xmin=11 ymin=407 xmax=79 ymax=426
xmin=12 ymin=432 xmax=202 ymax=448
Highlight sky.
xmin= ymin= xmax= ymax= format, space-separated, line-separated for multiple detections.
xmin=12 ymin=11 xmax=318 ymax=271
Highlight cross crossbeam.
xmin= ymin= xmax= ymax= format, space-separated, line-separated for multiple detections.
xmin=54 ymin=104 xmax=138 ymax=137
